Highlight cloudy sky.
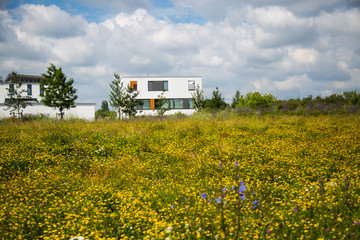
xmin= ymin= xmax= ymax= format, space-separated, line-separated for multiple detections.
xmin=1 ymin=0 xmax=359 ymax=106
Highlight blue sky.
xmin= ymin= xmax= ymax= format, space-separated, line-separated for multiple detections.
xmin=1 ymin=0 xmax=359 ymax=106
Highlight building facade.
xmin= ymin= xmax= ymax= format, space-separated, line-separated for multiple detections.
xmin=0 ymin=74 xmax=95 ymax=120
xmin=120 ymin=76 xmax=202 ymax=116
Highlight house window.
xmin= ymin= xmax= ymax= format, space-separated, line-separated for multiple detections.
xmin=9 ymin=84 xmax=14 ymax=95
xmin=27 ymin=84 xmax=32 ymax=95
xmin=136 ymin=99 xmax=151 ymax=110
xmin=148 ymin=81 xmax=168 ymax=91
xmin=163 ymin=81 xmax=168 ymax=91
xmin=188 ymin=80 xmax=195 ymax=91
xmin=188 ymin=98 xmax=195 ymax=109
xmin=40 ymin=85 xmax=44 ymax=96
xmin=174 ymin=99 xmax=183 ymax=109
xmin=155 ymin=99 xmax=169 ymax=109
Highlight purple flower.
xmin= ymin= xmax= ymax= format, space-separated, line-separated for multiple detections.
xmin=266 ymin=230 xmax=271 ymax=235
xmin=240 ymin=194 xmax=245 ymax=201
xmin=201 ymin=193 xmax=207 ymax=199
xmin=182 ymin=197 xmax=186 ymax=202
xmin=39 ymin=202 xmax=44 ymax=206
xmin=354 ymin=221 xmax=359 ymax=225
xmin=73 ymin=208 xmax=77 ymax=211
xmin=219 ymin=163 xmax=223 ymax=169
xmin=239 ymin=186 xmax=246 ymax=193
xmin=171 ymin=204 xmax=175 ymax=209
xmin=293 ymin=208 xmax=298 ymax=212
xmin=252 ymin=200 xmax=258 ymax=209
xmin=239 ymin=181 xmax=247 ymax=192
xmin=216 ymin=197 xmax=222 ymax=204
xmin=325 ymin=228 xmax=331 ymax=232
xmin=235 ymin=162 xmax=239 ymax=167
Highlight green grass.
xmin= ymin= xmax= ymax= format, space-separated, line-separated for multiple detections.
xmin=0 ymin=115 xmax=359 ymax=239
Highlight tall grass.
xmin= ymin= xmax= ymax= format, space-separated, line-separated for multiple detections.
xmin=0 ymin=115 xmax=359 ymax=239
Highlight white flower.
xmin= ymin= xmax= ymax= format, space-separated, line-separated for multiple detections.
xmin=165 ymin=226 xmax=173 ymax=234
xmin=70 ymin=237 xmax=88 ymax=240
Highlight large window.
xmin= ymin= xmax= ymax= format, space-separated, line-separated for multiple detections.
xmin=188 ymin=80 xmax=195 ymax=91
xmin=188 ymin=98 xmax=195 ymax=109
xmin=148 ymin=81 xmax=168 ymax=91
xmin=27 ymin=84 xmax=32 ymax=96
xmin=40 ymin=85 xmax=44 ymax=96
xmin=9 ymin=84 xmax=14 ymax=95
xmin=136 ymin=99 xmax=151 ymax=110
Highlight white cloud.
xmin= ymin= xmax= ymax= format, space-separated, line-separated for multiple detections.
xmin=0 ymin=2 xmax=359 ymax=106
xmin=18 ymin=4 xmax=87 ymax=38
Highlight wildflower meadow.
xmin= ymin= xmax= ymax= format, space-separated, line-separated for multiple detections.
xmin=0 ymin=115 xmax=359 ymax=239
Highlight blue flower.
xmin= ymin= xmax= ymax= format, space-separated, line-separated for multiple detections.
xmin=208 ymin=199 xmax=212 ymax=203
xmin=216 ymin=197 xmax=222 ymax=204
xmin=240 ymin=194 xmax=245 ymax=201
xmin=219 ymin=163 xmax=223 ymax=169
xmin=171 ymin=204 xmax=175 ymax=209
xmin=222 ymin=187 xmax=227 ymax=192
xmin=232 ymin=186 xmax=236 ymax=191
xmin=239 ymin=181 xmax=247 ymax=192
xmin=235 ymin=161 xmax=239 ymax=167
xmin=201 ymin=193 xmax=207 ymax=199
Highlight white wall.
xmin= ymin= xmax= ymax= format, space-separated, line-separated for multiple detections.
xmin=120 ymin=76 xmax=202 ymax=115
xmin=0 ymin=82 xmax=43 ymax=102
xmin=0 ymin=103 xmax=95 ymax=120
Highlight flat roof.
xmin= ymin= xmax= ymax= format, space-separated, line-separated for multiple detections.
xmin=120 ymin=76 xmax=201 ymax=79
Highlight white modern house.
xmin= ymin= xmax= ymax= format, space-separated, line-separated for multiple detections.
xmin=0 ymin=74 xmax=95 ymax=120
xmin=120 ymin=76 xmax=202 ymax=116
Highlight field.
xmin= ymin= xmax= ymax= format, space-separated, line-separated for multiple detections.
xmin=0 ymin=115 xmax=359 ymax=239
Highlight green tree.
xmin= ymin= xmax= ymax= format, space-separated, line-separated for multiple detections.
xmin=231 ymin=90 xmax=242 ymax=108
xmin=101 ymin=100 xmax=109 ymax=112
xmin=156 ymin=91 xmax=170 ymax=116
xmin=191 ymin=84 xmax=205 ymax=111
xmin=95 ymin=100 xmax=111 ymax=119
xmin=5 ymin=72 xmax=32 ymax=118
xmin=109 ymin=73 xmax=126 ymax=120
xmin=207 ymin=87 xmax=227 ymax=110
xmin=238 ymin=91 xmax=277 ymax=109
xmin=41 ymin=64 xmax=77 ymax=120
xmin=109 ymin=73 xmax=140 ymax=119
xmin=122 ymin=85 xmax=140 ymax=118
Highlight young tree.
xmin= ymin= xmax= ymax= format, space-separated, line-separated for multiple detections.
xmin=231 ymin=90 xmax=242 ymax=108
xmin=5 ymin=72 xmax=32 ymax=118
xmin=191 ymin=84 xmax=205 ymax=111
xmin=101 ymin=100 xmax=109 ymax=112
xmin=156 ymin=91 xmax=170 ymax=116
xmin=95 ymin=100 xmax=111 ymax=119
xmin=109 ymin=73 xmax=140 ymax=119
xmin=208 ymin=87 xmax=227 ymax=110
xmin=122 ymin=85 xmax=140 ymax=118
xmin=109 ymin=73 xmax=126 ymax=120
xmin=41 ymin=64 xmax=77 ymax=120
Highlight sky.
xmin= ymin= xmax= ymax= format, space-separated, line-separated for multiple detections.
xmin=1 ymin=0 xmax=360 ymax=107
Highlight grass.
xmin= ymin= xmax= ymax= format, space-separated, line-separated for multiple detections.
xmin=0 ymin=115 xmax=359 ymax=239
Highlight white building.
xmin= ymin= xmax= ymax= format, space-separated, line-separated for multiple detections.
xmin=120 ymin=76 xmax=202 ymax=116
xmin=0 ymin=74 xmax=95 ymax=120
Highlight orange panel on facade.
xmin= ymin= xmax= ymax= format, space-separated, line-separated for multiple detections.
xmin=130 ymin=81 xmax=137 ymax=90
xmin=150 ymin=99 xmax=155 ymax=110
